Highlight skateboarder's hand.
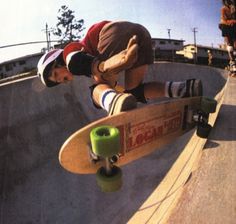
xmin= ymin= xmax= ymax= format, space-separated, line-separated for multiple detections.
xmin=92 ymin=35 xmax=138 ymax=77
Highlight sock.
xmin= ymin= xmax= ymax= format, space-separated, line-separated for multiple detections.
xmin=99 ymin=89 xmax=117 ymax=112
xmin=165 ymin=81 xmax=186 ymax=98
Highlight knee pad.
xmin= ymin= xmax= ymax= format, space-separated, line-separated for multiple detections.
xmin=124 ymin=83 xmax=147 ymax=103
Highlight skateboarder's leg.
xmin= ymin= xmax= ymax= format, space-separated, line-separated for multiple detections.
xmin=124 ymin=65 xmax=202 ymax=101
xmin=227 ymin=45 xmax=234 ymax=62
xmin=142 ymin=79 xmax=202 ymax=99
xmin=92 ymin=62 xmax=203 ymax=114
xmin=225 ymin=34 xmax=236 ymax=62
xmin=226 ymin=43 xmax=236 ymax=75
xmin=124 ymin=65 xmax=166 ymax=101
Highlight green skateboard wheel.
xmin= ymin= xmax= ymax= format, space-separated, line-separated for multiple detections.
xmin=197 ymin=123 xmax=212 ymax=138
xmin=96 ymin=166 xmax=122 ymax=192
xmin=201 ymin=97 xmax=217 ymax=114
xmin=90 ymin=126 xmax=120 ymax=158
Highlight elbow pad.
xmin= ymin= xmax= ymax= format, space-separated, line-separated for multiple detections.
xmin=66 ymin=51 xmax=95 ymax=77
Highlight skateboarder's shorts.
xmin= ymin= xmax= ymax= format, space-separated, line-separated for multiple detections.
xmin=98 ymin=21 xmax=154 ymax=68
xmin=219 ymin=23 xmax=236 ymax=40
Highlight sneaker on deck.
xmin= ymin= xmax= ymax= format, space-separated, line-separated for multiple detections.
xmin=182 ymin=79 xmax=203 ymax=98
xmin=108 ymin=93 xmax=137 ymax=116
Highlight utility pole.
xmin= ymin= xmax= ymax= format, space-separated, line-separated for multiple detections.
xmin=42 ymin=23 xmax=54 ymax=51
xmin=192 ymin=27 xmax=198 ymax=64
xmin=167 ymin=29 xmax=171 ymax=39
xmin=167 ymin=29 xmax=174 ymax=61
xmin=46 ymin=23 xmax=50 ymax=51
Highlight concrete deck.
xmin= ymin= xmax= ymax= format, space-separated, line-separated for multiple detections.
xmin=0 ymin=62 xmax=230 ymax=224
xmin=167 ymin=77 xmax=236 ymax=224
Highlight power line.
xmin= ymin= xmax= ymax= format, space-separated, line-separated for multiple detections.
xmin=0 ymin=40 xmax=59 ymax=49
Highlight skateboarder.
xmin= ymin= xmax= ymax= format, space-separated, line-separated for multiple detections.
xmin=219 ymin=0 xmax=236 ymax=75
xmin=37 ymin=21 xmax=202 ymax=115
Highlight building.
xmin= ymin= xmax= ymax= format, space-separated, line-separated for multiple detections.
xmin=152 ymin=38 xmax=185 ymax=61
xmin=177 ymin=44 xmax=229 ymax=67
xmin=0 ymin=40 xmax=229 ymax=80
xmin=0 ymin=52 xmax=43 ymax=79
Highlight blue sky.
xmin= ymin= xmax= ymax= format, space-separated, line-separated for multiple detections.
xmin=0 ymin=0 xmax=223 ymax=63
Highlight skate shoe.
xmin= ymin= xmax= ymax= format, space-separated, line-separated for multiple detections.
xmin=181 ymin=79 xmax=203 ymax=97
xmin=108 ymin=93 xmax=137 ymax=116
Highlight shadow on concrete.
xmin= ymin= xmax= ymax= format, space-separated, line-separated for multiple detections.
xmin=206 ymin=104 xmax=236 ymax=143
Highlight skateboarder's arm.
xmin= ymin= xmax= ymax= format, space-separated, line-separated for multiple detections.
xmin=65 ymin=35 xmax=138 ymax=78
xmin=92 ymin=35 xmax=138 ymax=78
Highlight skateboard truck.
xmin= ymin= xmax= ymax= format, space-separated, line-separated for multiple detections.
xmin=88 ymin=145 xmax=120 ymax=165
xmin=193 ymin=110 xmax=209 ymax=124
xmin=88 ymin=145 xmax=100 ymax=163
xmin=195 ymin=97 xmax=217 ymax=138
xmin=185 ymin=97 xmax=216 ymax=139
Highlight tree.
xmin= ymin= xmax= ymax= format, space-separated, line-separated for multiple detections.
xmin=53 ymin=5 xmax=85 ymax=43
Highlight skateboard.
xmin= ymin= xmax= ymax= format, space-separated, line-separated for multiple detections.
xmin=59 ymin=96 xmax=217 ymax=192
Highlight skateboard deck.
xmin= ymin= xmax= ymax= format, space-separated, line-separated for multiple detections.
xmin=59 ymin=96 xmax=215 ymax=175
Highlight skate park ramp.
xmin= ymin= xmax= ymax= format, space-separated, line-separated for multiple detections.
xmin=0 ymin=62 xmax=228 ymax=224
